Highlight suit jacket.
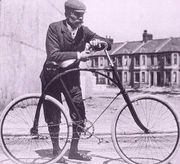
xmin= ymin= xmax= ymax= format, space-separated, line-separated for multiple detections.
xmin=40 ymin=19 xmax=111 ymax=85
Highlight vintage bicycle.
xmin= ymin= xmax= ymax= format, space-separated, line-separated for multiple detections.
xmin=0 ymin=43 xmax=179 ymax=164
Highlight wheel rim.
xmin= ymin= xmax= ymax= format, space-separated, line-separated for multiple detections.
xmin=0 ymin=94 xmax=70 ymax=164
xmin=113 ymin=97 xmax=179 ymax=164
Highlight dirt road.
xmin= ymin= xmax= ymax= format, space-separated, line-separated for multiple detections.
xmin=0 ymin=135 xmax=179 ymax=164
xmin=0 ymin=90 xmax=180 ymax=164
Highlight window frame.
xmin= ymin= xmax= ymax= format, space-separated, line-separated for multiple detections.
xmin=142 ymin=72 xmax=145 ymax=83
xmin=173 ymin=53 xmax=178 ymax=65
xmin=134 ymin=72 xmax=140 ymax=83
xmin=134 ymin=55 xmax=140 ymax=67
xmin=142 ymin=55 xmax=146 ymax=65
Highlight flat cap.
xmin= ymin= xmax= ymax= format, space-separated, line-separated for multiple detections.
xmin=65 ymin=0 xmax=86 ymax=13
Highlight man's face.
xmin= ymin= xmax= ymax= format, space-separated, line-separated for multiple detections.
xmin=67 ymin=11 xmax=85 ymax=29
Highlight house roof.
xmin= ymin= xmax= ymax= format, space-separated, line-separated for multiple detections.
xmin=114 ymin=41 xmax=142 ymax=54
xmin=158 ymin=37 xmax=180 ymax=52
xmin=134 ymin=38 xmax=168 ymax=53
xmin=92 ymin=37 xmax=180 ymax=57
xmin=108 ymin=42 xmax=125 ymax=55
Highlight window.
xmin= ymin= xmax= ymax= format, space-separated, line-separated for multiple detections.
xmin=124 ymin=56 xmax=128 ymax=66
xmin=117 ymin=71 xmax=122 ymax=83
xmin=96 ymin=73 xmax=106 ymax=84
xmin=134 ymin=56 xmax=140 ymax=66
xmin=151 ymin=56 xmax=154 ymax=65
xmin=157 ymin=56 xmax=161 ymax=65
xmin=165 ymin=55 xmax=171 ymax=65
xmin=99 ymin=57 xmax=104 ymax=67
xmin=142 ymin=55 xmax=146 ymax=65
xmin=165 ymin=71 xmax=171 ymax=86
xmin=97 ymin=77 xmax=106 ymax=84
xmin=104 ymin=58 xmax=108 ymax=67
xmin=142 ymin=72 xmax=145 ymax=83
xmin=94 ymin=58 xmax=98 ymax=67
xmin=173 ymin=72 xmax=177 ymax=83
xmin=134 ymin=72 xmax=140 ymax=83
xmin=174 ymin=53 xmax=178 ymax=65
xmin=124 ymin=72 xmax=128 ymax=82
xmin=111 ymin=57 xmax=116 ymax=66
xmin=117 ymin=56 xmax=122 ymax=67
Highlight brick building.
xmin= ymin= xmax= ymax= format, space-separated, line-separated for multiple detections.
xmin=90 ymin=31 xmax=180 ymax=89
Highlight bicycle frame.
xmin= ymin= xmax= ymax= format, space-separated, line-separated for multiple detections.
xmin=31 ymin=49 xmax=149 ymax=136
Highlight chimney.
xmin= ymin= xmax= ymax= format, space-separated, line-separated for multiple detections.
xmin=143 ymin=30 xmax=153 ymax=42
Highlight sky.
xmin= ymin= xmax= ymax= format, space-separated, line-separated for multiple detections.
xmin=82 ymin=0 xmax=180 ymax=42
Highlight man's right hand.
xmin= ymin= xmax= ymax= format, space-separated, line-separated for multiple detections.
xmin=77 ymin=50 xmax=91 ymax=61
xmin=77 ymin=43 xmax=94 ymax=61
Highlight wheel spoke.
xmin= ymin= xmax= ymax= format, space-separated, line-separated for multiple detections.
xmin=0 ymin=94 xmax=70 ymax=164
xmin=113 ymin=96 xmax=180 ymax=164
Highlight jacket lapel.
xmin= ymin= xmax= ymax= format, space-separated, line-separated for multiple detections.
xmin=61 ymin=20 xmax=74 ymax=42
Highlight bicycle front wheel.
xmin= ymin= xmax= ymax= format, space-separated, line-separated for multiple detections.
xmin=0 ymin=93 xmax=71 ymax=164
xmin=112 ymin=95 xmax=180 ymax=164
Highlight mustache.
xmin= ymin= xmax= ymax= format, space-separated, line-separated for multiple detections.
xmin=70 ymin=17 xmax=83 ymax=23
xmin=74 ymin=19 xmax=83 ymax=24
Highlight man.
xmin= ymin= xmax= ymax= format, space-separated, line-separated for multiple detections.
xmin=40 ymin=0 xmax=111 ymax=162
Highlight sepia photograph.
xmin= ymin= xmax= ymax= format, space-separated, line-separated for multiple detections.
xmin=0 ymin=0 xmax=180 ymax=163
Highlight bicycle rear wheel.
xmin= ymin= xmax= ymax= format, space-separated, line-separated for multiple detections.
xmin=0 ymin=93 xmax=71 ymax=164
xmin=112 ymin=95 xmax=180 ymax=164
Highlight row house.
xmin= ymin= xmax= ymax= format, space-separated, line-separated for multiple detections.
xmin=90 ymin=30 xmax=180 ymax=88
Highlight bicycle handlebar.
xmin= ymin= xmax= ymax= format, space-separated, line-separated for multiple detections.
xmin=89 ymin=41 xmax=108 ymax=51
xmin=90 ymin=41 xmax=114 ymax=67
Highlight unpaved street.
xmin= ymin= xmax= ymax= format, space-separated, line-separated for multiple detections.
xmin=0 ymin=90 xmax=180 ymax=164
xmin=0 ymin=134 xmax=179 ymax=164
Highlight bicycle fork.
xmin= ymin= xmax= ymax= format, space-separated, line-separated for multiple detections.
xmin=104 ymin=48 xmax=149 ymax=133
xmin=112 ymin=66 xmax=149 ymax=134
xmin=30 ymin=95 xmax=45 ymax=136
xmin=122 ymin=92 xmax=149 ymax=133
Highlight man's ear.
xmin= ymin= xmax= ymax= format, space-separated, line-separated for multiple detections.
xmin=65 ymin=9 xmax=72 ymax=18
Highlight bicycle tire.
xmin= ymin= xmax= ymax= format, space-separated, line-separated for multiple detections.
xmin=111 ymin=95 xmax=180 ymax=164
xmin=0 ymin=93 xmax=71 ymax=164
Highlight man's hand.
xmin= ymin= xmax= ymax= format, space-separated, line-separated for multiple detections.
xmin=89 ymin=39 xmax=106 ymax=51
xmin=77 ymin=50 xmax=91 ymax=62
xmin=77 ymin=43 xmax=95 ymax=61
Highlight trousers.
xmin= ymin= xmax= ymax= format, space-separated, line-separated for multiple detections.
xmin=41 ymin=71 xmax=86 ymax=125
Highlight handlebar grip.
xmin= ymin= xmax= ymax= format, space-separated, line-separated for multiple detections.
xmin=89 ymin=41 xmax=108 ymax=51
